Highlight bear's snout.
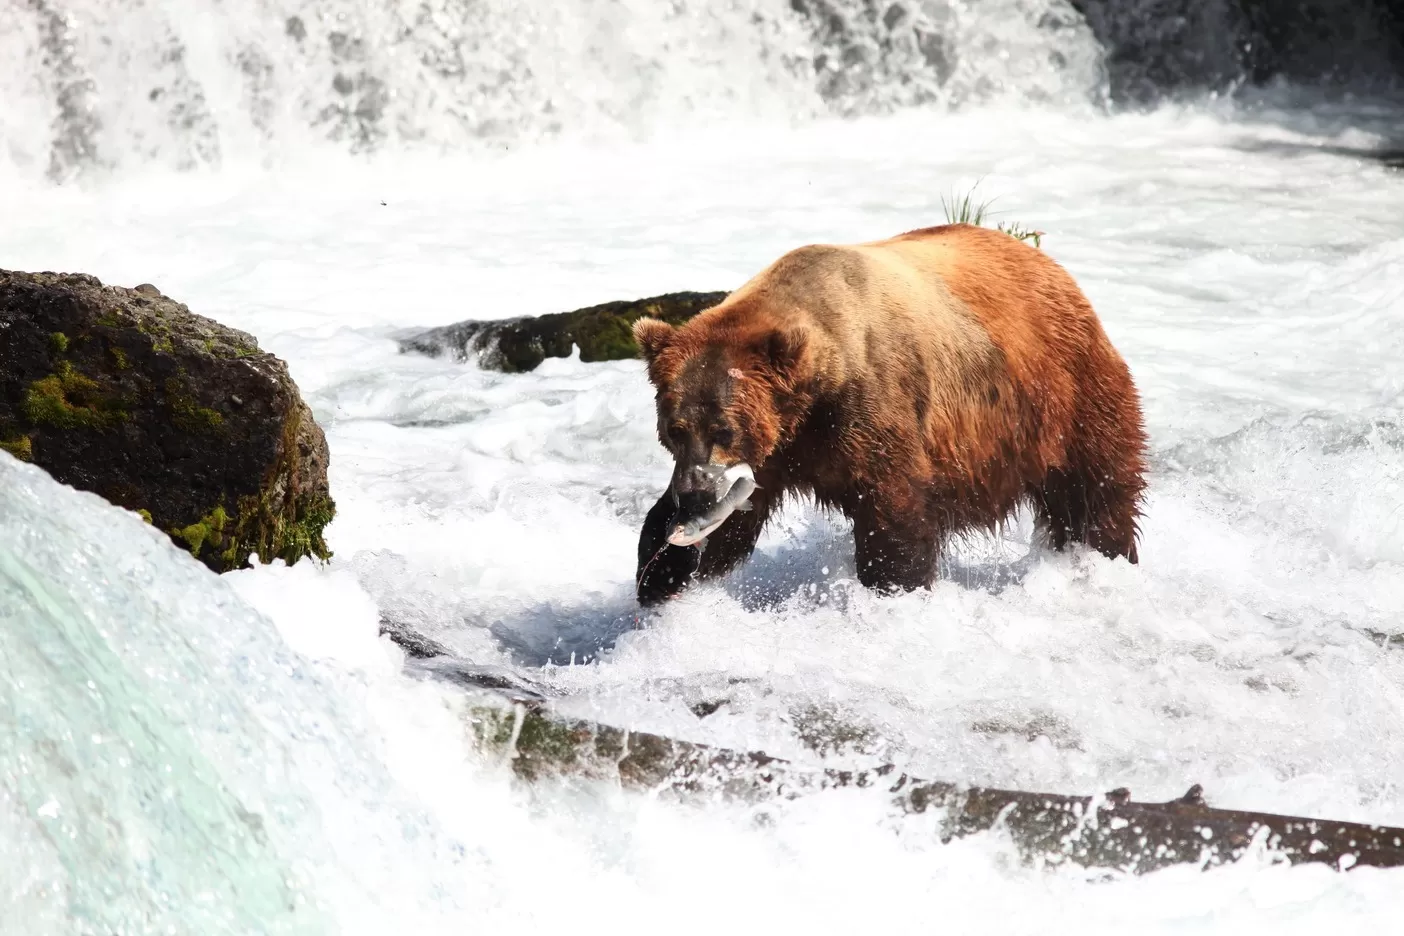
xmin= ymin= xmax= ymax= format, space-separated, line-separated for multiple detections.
xmin=673 ymin=487 xmax=717 ymax=522
xmin=671 ymin=461 xmax=721 ymax=498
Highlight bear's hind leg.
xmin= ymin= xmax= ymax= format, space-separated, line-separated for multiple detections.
xmin=1030 ymin=460 xmax=1142 ymax=564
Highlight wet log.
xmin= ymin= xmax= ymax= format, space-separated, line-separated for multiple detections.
xmin=397 ymin=290 xmax=729 ymax=373
xmin=425 ymin=669 xmax=1404 ymax=876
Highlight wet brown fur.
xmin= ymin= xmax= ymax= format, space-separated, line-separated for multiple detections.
xmin=633 ymin=222 xmax=1148 ymax=595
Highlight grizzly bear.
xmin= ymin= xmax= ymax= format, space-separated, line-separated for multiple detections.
xmin=632 ymin=222 xmax=1148 ymax=605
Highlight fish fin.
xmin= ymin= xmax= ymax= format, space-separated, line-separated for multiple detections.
xmin=735 ymin=500 xmax=753 ymax=513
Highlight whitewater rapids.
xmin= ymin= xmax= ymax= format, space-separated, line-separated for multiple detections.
xmin=3 ymin=88 xmax=1404 ymax=936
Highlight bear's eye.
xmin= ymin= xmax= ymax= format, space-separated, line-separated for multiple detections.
xmin=713 ymin=427 xmax=734 ymax=450
xmin=667 ymin=423 xmax=688 ymax=445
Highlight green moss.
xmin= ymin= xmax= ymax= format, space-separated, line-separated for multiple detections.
xmin=49 ymin=331 xmax=69 ymax=353
xmin=158 ymin=405 xmax=335 ymax=572
xmin=514 ymin=710 xmax=585 ymax=768
xmin=0 ymin=434 xmax=33 ymax=462
xmin=22 ymin=362 xmax=127 ymax=430
xmin=226 ymin=490 xmax=334 ymax=568
xmin=576 ymin=314 xmax=643 ymax=364
xmin=173 ymin=410 xmax=335 ymax=571
xmin=272 ymin=493 xmax=334 ymax=564
xmin=468 ymin=705 xmax=591 ymax=781
xmin=469 ymin=706 xmax=514 ymax=749
xmin=244 ymin=404 xmax=334 ymax=566
xmin=571 ymin=293 xmax=728 ymax=366
xmin=137 ymin=508 xmax=153 ymax=524
xmin=202 ymin=336 xmax=261 ymax=361
xmin=172 ymin=505 xmax=229 ymax=559
xmin=134 ymin=315 xmax=179 ymax=353
xmin=172 ymin=495 xmax=322 ymax=569
xmin=110 ymin=346 xmax=131 ymax=370
xmin=95 ymin=312 xmax=124 ymax=327
xmin=165 ymin=376 xmax=224 ymax=433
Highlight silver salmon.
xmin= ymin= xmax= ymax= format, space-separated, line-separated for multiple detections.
xmin=667 ymin=463 xmax=757 ymax=547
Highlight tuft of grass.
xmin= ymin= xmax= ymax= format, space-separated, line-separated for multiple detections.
xmin=940 ymin=181 xmax=1045 ymax=249
xmin=995 ymin=220 xmax=1043 ymax=249
xmin=940 ymin=187 xmax=995 ymax=227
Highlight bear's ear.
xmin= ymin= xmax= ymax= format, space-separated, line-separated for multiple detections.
xmin=632 ymin=317 xmax=675 ymax=363
xmin=765 ymin=326 xmax=809 ymax=384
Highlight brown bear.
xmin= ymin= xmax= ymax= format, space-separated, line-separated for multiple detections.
xmin=632 ymin=222 xmax=1148 ymax=605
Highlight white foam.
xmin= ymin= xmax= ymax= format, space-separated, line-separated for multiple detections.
xmin=0 ymin=0 xmax=1106 ymax=182
xmin=3 ymin=99 xmax=1404 ymax=930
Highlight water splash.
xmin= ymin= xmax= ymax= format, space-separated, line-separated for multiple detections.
xmin=0 ymin=0 xmax=1107 ymax=182
xmin=0 ymin=452 xmax=482 ymax=934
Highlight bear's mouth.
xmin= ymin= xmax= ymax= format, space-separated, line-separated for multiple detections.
xmin=666 ymin=463 xmax=756 ymax=547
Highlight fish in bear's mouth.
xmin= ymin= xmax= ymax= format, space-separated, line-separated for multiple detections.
xmin=666 ymin=463 xmax=757 ymax=547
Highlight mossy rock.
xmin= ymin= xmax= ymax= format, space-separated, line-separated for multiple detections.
xmin=0 ymin=270 xmax=334 ymax=573
xmin=397 ymin=290 xmax=730 ymax=373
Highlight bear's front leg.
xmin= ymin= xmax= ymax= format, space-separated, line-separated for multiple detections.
xmin=850 ymin=490 xmax=941 ymax=594
xmin=695 ymin=484 xmax=773 ymax=581
xmin=635 ymin=491 xmax=700 ymax=605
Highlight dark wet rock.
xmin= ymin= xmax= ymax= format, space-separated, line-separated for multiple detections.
xmin=407 ymin=657 xmax=558 ymax=704
xmin=378 ymin=612 xmax=455 ymax=659
xmin=1365 ymin=628 xmax=1404 ymax=650
xmin=398 ymin=290 xmax=730 ymax=373
xmin=969 ymin=709 xmax=1084 ymax=751
xmin=1071 ymin=0 xmax=1404 ymax=101
xmin=387 ymin=628 xmax=1404 ymax=873
xmin=381 ymin=614 xmax=560 ymax=702
xmin=0 ymin=270 xmax=334 ymax=574
xmin=449 ymin=681 xmax=1404 ymax=875
xmin=788 ymin=702 xmax=884 ymax=757
xmin=689 ymin=698 xmax=728 ymax=719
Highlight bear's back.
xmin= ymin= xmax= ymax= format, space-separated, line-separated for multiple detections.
xmin=722 ymin=227 xmax=1020 ymax=389
xmin=713 ymin=223 xmax=1118 ymax=471
xmin=727 ymin=232 xmax=991 ymax=349
xmin=745 ymin=223 xmax=1107 ymax=385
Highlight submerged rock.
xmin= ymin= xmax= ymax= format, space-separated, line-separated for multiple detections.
xmin=0 ymin=270 xmax=334 ymax=573
xmin=453 ymin=682 xmax=1404 ymax=876
xmin=378 ymin=618 xmax=1404 ymax=874
xmin=398 ymin=290 xmax=729 ymax=373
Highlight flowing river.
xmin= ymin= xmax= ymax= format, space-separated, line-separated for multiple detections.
xmin=3 ymin=0 xmax=1404 ymax=932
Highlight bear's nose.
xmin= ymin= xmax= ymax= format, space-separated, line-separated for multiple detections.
xmin=671 ymin=463 xmax=719 ymax=516
xmin=672 ymin=462 xmax=717 ymax=497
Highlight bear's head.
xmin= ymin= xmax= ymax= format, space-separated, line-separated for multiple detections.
xmin=633 ymin=314 xmax=810 ymax=513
